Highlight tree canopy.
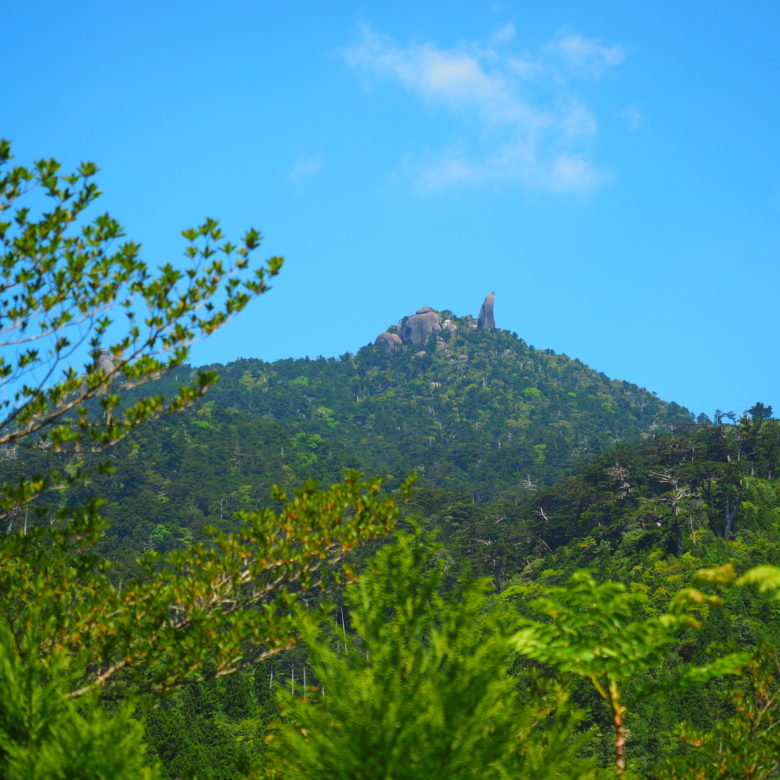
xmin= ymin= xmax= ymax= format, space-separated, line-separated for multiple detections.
xmin=0 ymin=141 xmax=407 ymax=776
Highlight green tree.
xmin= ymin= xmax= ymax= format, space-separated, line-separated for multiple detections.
xmin=0 ymin=141 xmax=406 ymax=774
xmin=263 ymin=530 xmax=600 ymax=779
xmin=658 ymin=564 xmax=780 ymax=778
xmin=0 ymin=139 xmax=280 ymax=491
xmin=0 ymin=623 xmax=160 ymax=778
xmin=661 ymin=644 xmax=780 ymax=780
xmin=507 ymin=572 xmax=747 ymax=777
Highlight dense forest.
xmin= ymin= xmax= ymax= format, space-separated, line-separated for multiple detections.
xmin=117 ymin=333 xmax=780 ymax=777
xmin=2 ymin=144 xmax=779 ymax=779
xmin=52 ymin=312 xmax=693 ymax=569
xmin=7 ymin=313 xmax=780 ymax=778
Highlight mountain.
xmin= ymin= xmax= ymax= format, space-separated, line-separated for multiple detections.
xmin=66 ymin=300 xmax=695 ymax=571
xmin=169 ymin=301 xmax=692 ymax=491
xmin=98 ymin=303 xmax=779 ymax=778
xmin=8 ymin=299 xmax=778 ymax=778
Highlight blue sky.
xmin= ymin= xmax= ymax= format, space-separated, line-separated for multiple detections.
xmin=3 ymin=1 xmax=779 ymax=417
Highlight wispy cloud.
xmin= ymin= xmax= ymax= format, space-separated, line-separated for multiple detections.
xmin=559 ymin=99 xmax=597 ymax=138
xmin=549 ymin=154 xmax=606 ymax=193
xmin=618 ymin=105 xmax=643 ymax=132
xmin=546 ymin=31 xmax=626 ymax=79
xmin=407 ymin=146 xmax=606 ymax=195
xmin=288 ymin=155 xmax=322 ymax=181
xmin=490 ymin=23 xmax=516 ymax=46
xmin=341 ymin=24 xmax=625 ymax=195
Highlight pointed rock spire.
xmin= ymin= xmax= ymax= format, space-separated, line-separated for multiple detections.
xmin=477 ymin=292 xmax=495 ymax=330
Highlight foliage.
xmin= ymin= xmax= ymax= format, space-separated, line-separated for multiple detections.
xmin=2 ymin=473 xmax=408 ymax=702
xmin=661 ymin=644 xmax=780 ymax=780
xmin=263 ymin=531 xmax=601 ymax=779
xmin=121 ymin=321 xmax=692 ymax=501
xmin=143 ymin=667 xmax=276 ymax=779
xmin=0 ymin=138 xmax=281 ymax=523
xmin=0 ymin=624 xmax=160 ymax=778
xmin=0 ymin=142 xmax=408 ymax=776
xmin=738 ymin=565 xmax=780 ymax=596
xmin=262 ymin=533 xmax=780 ymax=780
xmin=507 ymin=572 xmax=748 ymax=776
xmin=46 ymin=342 xmax=780 ymax=591
xmin=29 ymin=326 xmax=705 ymax=581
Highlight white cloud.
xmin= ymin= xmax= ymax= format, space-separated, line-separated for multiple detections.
xmin=410 ymin=152 xmax=485 ymax=191
xmin=618 ymin=105 xmax=643 ymax=131
xmin=288 ymin=155 xmax=322 ymax=181
xmin=549 ymin=155 xmax=606 ymax=193
xmin=342 ymin=24 xmax=626 ymax=195
xmin=410 ymin=145 xmax=604 ymax=196
xmin=343 ymin=24 xmax=533 ymax=127
xmin=491 ymin=23 xmax=516 ymax=45
xmin=546 ymin=31 xmax=625 ymax=79
xmin=559 ymin=99 xmax=597 ymax=138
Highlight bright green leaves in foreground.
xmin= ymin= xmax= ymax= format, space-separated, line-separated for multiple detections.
xmin=0 ymin=140 xmax=416 ymax=778
xmin=0 ymin=138 xmax=282 ymax=530
xmin=737 ymin=564 xmax=780 ymax=596
xmin=0 ymin=625 xmax=160 ymax=779
xmin=507 ymin=572 xmax=747 ymax=776
xmin=265 ymin=539 xmax=780 ymax=780
xmin=1 ymin=472 xmax=410 ymax=702
xmin=661 ymin=643 xmax=780 ymax=780
xmin=0 ymin=473 xmax=409 ymax=777
xmin=263 ymin=531 xmax=600 ymax=780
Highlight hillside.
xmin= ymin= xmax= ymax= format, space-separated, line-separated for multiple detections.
xmin=5 ymin=301 xmax=779 ymax=778
xmin=91 ymin=311 xmax=780 ymax=778
xmin=203 ymin=304 xmax=693 ymax=493
xmin=61 ymin=303 xmax=694 ymax=564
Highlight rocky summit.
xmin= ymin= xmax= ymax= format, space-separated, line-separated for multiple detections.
xmin=376 ymin=293 xmax=496 ymax=350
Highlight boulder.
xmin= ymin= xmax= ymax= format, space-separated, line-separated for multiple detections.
xmin=375 ymin=331 xmax=403 ymax=354
xmin=96 ymin=349 xmax=116 ymax=374
xmin=441 ymin=319 xmax=457 ymax=338
xmin=477 ymin=292 xmax=495 ymax=330
xmin=401 ymin=307 xmax=441 ymax=345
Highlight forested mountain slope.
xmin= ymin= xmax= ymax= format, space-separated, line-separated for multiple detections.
xmin=420 ymin=407 xmax=780 ymax=585
xmin=61 ymin=308 xmax=694 ymax=564
xmin=197 ymin=311 xmax=693 ymax=495
xmin=7 ymin=305 xmax=777 ymax=778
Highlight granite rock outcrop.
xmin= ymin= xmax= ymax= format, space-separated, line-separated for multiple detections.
xmin=374 ymin=293 xmax=496 ymax=352
xmin=375 ymin=332 xmax=403 ymax=354
xmin=401 ymin=307 xmax=441 ymax=345
xmin=477 ymin=292 xmax=495 ymax=330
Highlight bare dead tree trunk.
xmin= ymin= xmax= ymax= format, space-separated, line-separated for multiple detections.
xmin=340 ymin=605 xmax=348 ymax=653
xmin=5 ymin=505 xmax=18 ymax=533
xmin=723 ymin=485 xmax=743 ymax=540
